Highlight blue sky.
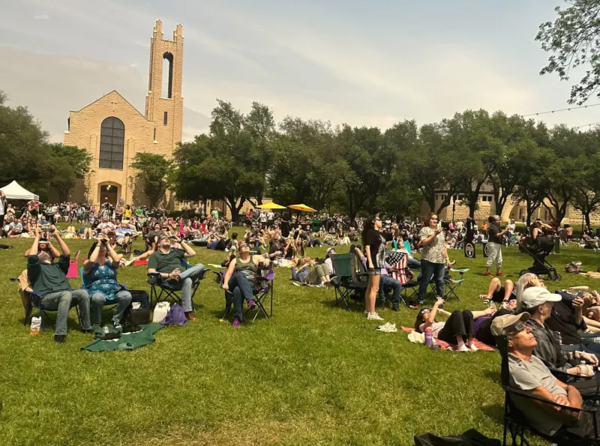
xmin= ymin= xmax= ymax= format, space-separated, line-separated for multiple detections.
xmin=1 ymin=0 xmax=597 ymax=142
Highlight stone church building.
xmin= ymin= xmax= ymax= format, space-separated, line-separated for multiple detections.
xmin=64 ymin=20 xmax=183 ymax=207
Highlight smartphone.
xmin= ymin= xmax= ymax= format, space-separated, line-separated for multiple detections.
xmin=437 ymin=221 xmax=442 ymax=231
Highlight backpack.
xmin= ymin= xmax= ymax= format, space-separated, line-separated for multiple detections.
xmin=160 ymin=303 xmax=188 ymax=326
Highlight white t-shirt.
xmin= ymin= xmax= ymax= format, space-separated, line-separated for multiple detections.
xmin=324 ymin=258 xmax=334 ymax=275
xmin=419 ymin=321 xmax=445 ymax=338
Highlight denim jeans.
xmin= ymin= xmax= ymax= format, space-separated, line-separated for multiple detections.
xmin=379 ymin=274 xmax=402 ymax=305
xmin=168 ymin=264 xmax=205 ymax=312
xmin=407 ymin=257 xmax=421 ymax=269
xmin=41 ymin=289 xmax=91 ymax=336
xmin=419 ymin=259 xmax=445 ymax=301
xmin=228 ymin=272 xmax=254 ymax=321
xmin=90 ymin=290 xmax=132 ymax=326
xmin=291 ymin=266 xmax=309 ymax=282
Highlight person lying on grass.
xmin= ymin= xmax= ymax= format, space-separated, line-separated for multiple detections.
xmin=222 ymin=243 xmax=270 ymax=327
xmin=290 ymin=256 xmax=331 ymax=287
xmin=414 ymin=299 xmax=495 ymax=352
xmin=479 ymin=276 xmax=516 ymax=306
xmin=27 ymin=226 xmax=92 ymax=343
xmin=83 ymin=235 xmax=132 ymax=327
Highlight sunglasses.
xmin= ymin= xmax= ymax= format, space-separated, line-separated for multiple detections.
xmin=506 ymin=322 xmax=527 ymax=335
xmin=421 ymin=309 xmax=431 ymax=315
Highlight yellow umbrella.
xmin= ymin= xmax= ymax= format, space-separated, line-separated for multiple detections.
xmin=257 ymin=202 xmax=287 ymax=210
xmin=288 ymin=204 xmax=317 ymax=213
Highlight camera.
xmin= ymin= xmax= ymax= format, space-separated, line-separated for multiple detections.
xmin=101 ymin=239 xmax=108 ymax=245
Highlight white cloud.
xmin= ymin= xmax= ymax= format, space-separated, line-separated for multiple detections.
xmin=33 ymin=14 xmax=49 ymax=20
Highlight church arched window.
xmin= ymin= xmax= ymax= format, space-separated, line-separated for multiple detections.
xmin=99 ymin=117 xmax=125 ymax=170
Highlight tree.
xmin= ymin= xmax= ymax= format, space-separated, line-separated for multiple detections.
xmin=537 ymin=0 xmax=600 ymax=104
xmin=46 ymin=143 xmax=92 ymax=202
xmin=132 ymin=152 xmax=173 ymax=208
xmin=336 ymin=125 xmax=397 ymax=219
xmin=387 ymin=121 xmax=455 ymax=215
xmin=173 ymin=100 xmax=275 ymax=221
xmin=0 ymin=91 xmax=50 ymax=184
xmin=442 ymin=110 xmax=495 ymax=219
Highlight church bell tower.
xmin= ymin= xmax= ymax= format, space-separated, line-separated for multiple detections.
xmin=145 ymin=20 xmax=184 ymax=156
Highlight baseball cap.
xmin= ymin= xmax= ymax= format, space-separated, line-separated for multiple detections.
xmin=520 ymin=286 xmax=562 ymax=309
xmin=490 ymin=313 xmax=531 ymax=336
xmin=158 ymin=234 xmax=170 ymax=242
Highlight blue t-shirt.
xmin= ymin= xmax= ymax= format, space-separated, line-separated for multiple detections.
xmin=85 ymin=261 xmax=121 ymax=300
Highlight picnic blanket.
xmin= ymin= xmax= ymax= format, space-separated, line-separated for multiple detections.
xmin=400 ymin=326 xmax=495 ymax=352
xmin=81 ymin=323 xmax=163 ymax=352
xmin=133 ymin=259 xmax=148 ymax=266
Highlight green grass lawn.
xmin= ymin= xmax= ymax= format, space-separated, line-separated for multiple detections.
xmin=1 ymin=231 xmax=600 ymax=446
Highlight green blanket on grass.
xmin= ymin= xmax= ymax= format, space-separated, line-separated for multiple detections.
xmin=81 ymin=324 xmax=163 ymax=352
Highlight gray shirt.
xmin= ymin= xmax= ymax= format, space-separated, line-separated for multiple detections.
xmin=509 ymin=353 xmax=567 ymax=436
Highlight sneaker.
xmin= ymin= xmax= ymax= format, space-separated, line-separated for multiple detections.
xmin=367 ymin=312 xmax=384 ymax=321
xmin=392 ymin=304 xmax=400 ymax=312
xmin=468 ymin=343 xmax=479 ymax=352
xmin=247 ymin=299 xmax=256 ymax=310
xmin=485 ymin=272 xmax=495 ymax=278
xmin=54 ymin=335 xmax=66 ymax=344
xmin=291 ymin=281 xmax=301 ymax=287
xmin=457 ymin=344 xmax=469 ymax=352
xmin=231 ymin=318 xmax=241 ymax=327
xmin=497 ymin=273 xmax=507 ymax=278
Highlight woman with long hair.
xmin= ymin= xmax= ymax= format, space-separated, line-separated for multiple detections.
xmin=413 ymin=213 xmax=450 ymax=308
xmin=414 ymin=299 xmax=492 ymax=352
xmin=362 ymin=215 xmax=385 ymax=321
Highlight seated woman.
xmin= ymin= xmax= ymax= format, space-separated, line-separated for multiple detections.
xmin=63 ymin=225 xmax=77 ymax=239
xmin=479 ymin=277 xmax=516 ymax=304
xmin=291 ymin=257 xmax=331 ymax=287
xmin=222 ymin=243 xmax=270 ymax=327
xmin=415 ymin=299 xmax=492 ymax=351
xmin=208 ymin=226 xmax=229 ymax=250
xmin=83 ymin=235 xmax=132 ymax=327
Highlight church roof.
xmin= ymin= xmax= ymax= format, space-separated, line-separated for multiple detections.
xmin=72 ymin=90 xmax=148 ymax=121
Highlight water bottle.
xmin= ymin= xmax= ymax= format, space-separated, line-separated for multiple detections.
xmin=425 ymin=327 xmax=433 ymax=347
xmin=103 ymin=326 xmax=109 ymax=334
xmin=30 ymin=317 xmax=41 ymax=336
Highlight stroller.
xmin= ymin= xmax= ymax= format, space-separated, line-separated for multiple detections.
xmin=518 ymin=235 xmax=561 ymax=281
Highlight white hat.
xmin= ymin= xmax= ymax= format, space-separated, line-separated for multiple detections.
xmin=521 ymin=286 xmax=562 ymax=309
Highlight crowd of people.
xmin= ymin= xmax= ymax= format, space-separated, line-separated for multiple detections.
xmin=8 ymin=196 xmax=600 ymax=441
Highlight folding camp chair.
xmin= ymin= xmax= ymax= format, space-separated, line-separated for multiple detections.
xmin=330 ymin=253 xmax=368 ymax=310
xmin=11 ymin=278 xmax=82 ymax=331
xmin=496 ymin=336 xmax=600 ymax=446
xmin=388 ymin=252 xmax=419 ymax=304
xmin=444 ymin=268 xmax=468 ymax=301
xmin=147 ymin=261 xmax=208 ymax=308
xmin=215 ymin=269 xmax=275 ymax=322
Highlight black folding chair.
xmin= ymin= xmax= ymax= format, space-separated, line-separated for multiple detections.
xmin=215 ymin=269 xmax=275 ymax=322
xmin=496 ymin=336 xmax=600 ymax=446
xmin=147 ymin=262 xmax=208 ymax=309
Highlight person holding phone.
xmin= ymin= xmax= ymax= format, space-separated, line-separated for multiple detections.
xmin=83 ymin=235 xmax=132 ymax=327
xmin=413 ymin=213 xmax=451 ymax=308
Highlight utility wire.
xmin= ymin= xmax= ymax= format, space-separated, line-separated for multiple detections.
xmin=522 ymin=102 xmax=600 ymax=117
xmin=574 ymin=121 xmax=600 ymax=129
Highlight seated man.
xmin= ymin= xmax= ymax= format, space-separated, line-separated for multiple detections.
xmin=147 ymin=235 xmax=204 ymax=322
xmin=115 ymin=220 xmax=136 ymax=253
xmin=84 ymin=235 xmax=132 ymax=327
xmin=96 ymin=217 xmax=115 ymax=236
xmin=491 ymin=313 xmax=597 ymax=441
xmin=27 ymin=226 xmax=92 ymax=343
xmin=7 ymin=219 xmax=24 ymax=238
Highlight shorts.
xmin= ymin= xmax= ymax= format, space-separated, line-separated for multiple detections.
xmin=367 ymin=267 xmax=382 ymax=275
xmin=492 ymin=287 xmax=516 ymax=303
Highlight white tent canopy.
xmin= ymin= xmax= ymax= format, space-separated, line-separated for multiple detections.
xmin=0 ymin=181 xmax=39 ymax=201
